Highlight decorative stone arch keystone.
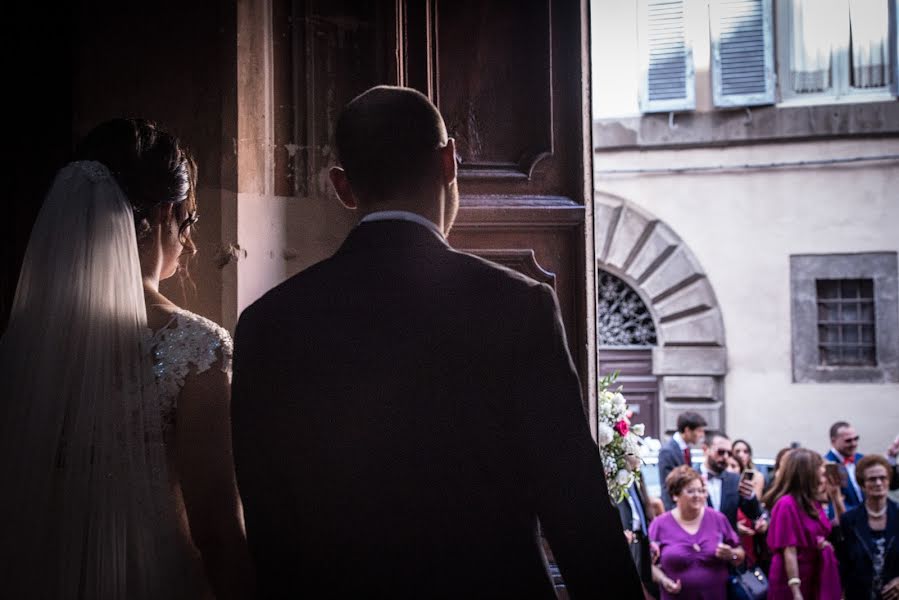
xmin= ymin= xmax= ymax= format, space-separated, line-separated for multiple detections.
xmin=595 ymin=193 xmax=727 ymax=434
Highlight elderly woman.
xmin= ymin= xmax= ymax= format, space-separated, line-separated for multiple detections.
xmin=838 ymin=454 xmax=899 ymax=600
xmin=649 ymin=465 xmax=744 ymax=599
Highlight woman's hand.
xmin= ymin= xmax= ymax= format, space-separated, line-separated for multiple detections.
xmin=661 ymin=577 xmax=682 ymax=595
xmin=737 ymin=521 xmax=756 ymax=536
xmin=882 ymin=577 xmax=899 ymax=600
xmin=714 ymin=543 xmax=735 ymax=560
xmin=650 ymin=541 xmax=660 ymax=564
xmin=753 ymin=515 xmax=768 ymax=534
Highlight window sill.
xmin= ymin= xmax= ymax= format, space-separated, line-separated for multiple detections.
xmin=593 ymin=100 xmax=899 ymax=151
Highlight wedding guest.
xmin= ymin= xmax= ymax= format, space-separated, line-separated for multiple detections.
xmin=888 ymin=435 xmax=899 ymax=496
xmin=727 ymin=456 xmax=761 ymax=568
xmin=658 ymin=412 xmax=707 ymax=510
xmin=764 ymin=447 xmax=795 ymax=498
xmin=733 ymin=439 xmax=765 ymax=498
xmin=837 ymin=454 xmax=899 ymax=600
xmin=649 ymin=465 xmax=744 ymax=599
xmin=824 ymin=421 xmax=865 ymax=512
xmin=618 ymin=474 xmax=660 ymax=598
xmin=700 ymin=431 xmax=762 ymax=531
xmin=764 ymin=448 xmax=841 ymax=600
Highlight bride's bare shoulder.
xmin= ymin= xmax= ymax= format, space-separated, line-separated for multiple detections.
xmin=146 ymin=301 xmax=181 ymax=332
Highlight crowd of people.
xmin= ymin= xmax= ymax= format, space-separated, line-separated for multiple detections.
xmin=618 ymin=415 xmax=899 ymax=599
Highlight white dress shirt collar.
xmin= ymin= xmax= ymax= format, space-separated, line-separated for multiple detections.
xmin=359 ymin=210 xmax=444 ymax=240
xmin=700 ymin=463 xmax=724 ymax=511
xmin=673 ymin=431 xmax=689 ymax=451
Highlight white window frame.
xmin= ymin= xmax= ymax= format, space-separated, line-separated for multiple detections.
xmin=775 ymin=0 xmax=897 ymax=106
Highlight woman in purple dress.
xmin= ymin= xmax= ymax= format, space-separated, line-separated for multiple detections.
xmin=764 ymin=448 xmax=841 ymax=600
xmin=649 ymin=465 xmax=745 ymax=599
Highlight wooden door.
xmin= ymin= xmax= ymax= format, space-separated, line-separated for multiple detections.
xmin=284 ymin=0 xmax=593 ymax=399
xmin=597 ymin=348 xmax=659 ymax=439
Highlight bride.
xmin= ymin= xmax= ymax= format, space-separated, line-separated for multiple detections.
xmin=0 ymin=119 xmax=254 ymax=598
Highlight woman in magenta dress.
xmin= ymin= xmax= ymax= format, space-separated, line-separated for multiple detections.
xmin=649 ymin=465 xmax=745 ymax=599
xmin=764 ymin=448 xmax=841 ymax=600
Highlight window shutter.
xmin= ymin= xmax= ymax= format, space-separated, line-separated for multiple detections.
xmin=891 ymin=0 xmax=899 ymax=96
xmin=711 ymin=0 xmax=775 ymax=107
xmin=639 ymin=0 xmax=696 ymax=113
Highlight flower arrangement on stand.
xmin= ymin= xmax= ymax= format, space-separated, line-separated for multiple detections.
xmin=596 ymin=371 xmax=647 ymax=503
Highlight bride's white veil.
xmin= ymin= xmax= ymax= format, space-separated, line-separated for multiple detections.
xmin=0 ymin=161 xmax=183 ymax=598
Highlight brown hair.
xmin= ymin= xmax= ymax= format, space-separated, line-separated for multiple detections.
xmin=856 ymin=454 xmax=894 ymax=489
xmin=762 ymin=448 xmax=822 ymax=519
xmin=73 ymin=118 xmax=198 ymax=291
xmin=732 ymin=439 xmax=755 ymax=470
xmin=666 ymin=464 xmax=703 ymax=499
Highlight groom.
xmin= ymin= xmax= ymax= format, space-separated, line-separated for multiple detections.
xmin=231 ymin=86 xmax=641 ymax=598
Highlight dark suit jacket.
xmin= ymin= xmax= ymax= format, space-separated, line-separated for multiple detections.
xmin=837 ymin=500 xmax=899 ymax=600
xmin=658 ymin=437 xmax=686 ymax=510
xmin=231 ymin=221 xmax=642 ymax=599
xmin=617 ymin=480 xmax=658 ymax=597
xmin=707 ymin=470 xmax=762 ymax=531
xmin=824 ymin=449 xmax=865 ymax=509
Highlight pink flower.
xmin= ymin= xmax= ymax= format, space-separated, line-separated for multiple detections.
xmin=614 ymin=420 xmax=629 ymax=437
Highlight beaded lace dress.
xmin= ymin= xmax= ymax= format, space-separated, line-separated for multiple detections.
xmin=147 ymin=308 xmax=234 ymax=599
xmin=149 ymin=308 xmax=234 ymax=429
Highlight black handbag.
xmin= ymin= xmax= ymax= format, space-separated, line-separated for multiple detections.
xmin=727 ymin=566 xmax=768 ymax=600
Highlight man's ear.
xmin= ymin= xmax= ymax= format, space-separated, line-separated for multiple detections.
xmin=329 ymin=166 xmax=358 ymax=210
xmin=439 ymin=138 xmax=457 ymax=186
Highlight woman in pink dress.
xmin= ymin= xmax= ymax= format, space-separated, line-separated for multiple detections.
xmin=764 ymin=448 xmax=841 ymax=600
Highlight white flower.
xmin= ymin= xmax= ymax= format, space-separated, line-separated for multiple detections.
xmin=631 ymin=423 xmax=645 ymax=437
xmin=613 ymin=392 xmax=626 ymax=410
xmin=597 ymin=422 xmax=614 ymax=447
xmin=616 ymin=469 xmax=631 ymax=485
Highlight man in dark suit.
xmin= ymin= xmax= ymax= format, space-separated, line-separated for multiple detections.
xmin=617 ymin=476 xmax=659 ymax=599
xmin=699 ymin=431 xmax=762 ymax=531
xmin=824 ymin=421 xmax=865 ymax=511
xmin=231 ymin=86 xmax=642 ymax=599
xmin=657 ymin=411 xmax=707 ymax=510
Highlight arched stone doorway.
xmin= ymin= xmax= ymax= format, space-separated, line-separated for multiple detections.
xmin=595 ymin=193 xmax=727 ymax=436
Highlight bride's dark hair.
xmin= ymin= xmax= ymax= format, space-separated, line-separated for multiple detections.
xmin=73 ymin=118 xmax=198 ymax=250
xmin=73 ymin=119 xmax=198 ymax=295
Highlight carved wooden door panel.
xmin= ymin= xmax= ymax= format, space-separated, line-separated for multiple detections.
xmin=418 ymin=0 xmax=594 ymax=390
xmin=597 ymin=348 xmax=660 ymax=439
xmin=285 ymin=0 xmax=592 ymax=393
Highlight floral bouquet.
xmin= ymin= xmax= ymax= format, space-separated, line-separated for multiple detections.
xmin=596 ymin=371 xmax=647 ymax=503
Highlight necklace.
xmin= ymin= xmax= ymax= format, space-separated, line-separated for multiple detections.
xmin=867 ymin=504 xmax=887 ymax=518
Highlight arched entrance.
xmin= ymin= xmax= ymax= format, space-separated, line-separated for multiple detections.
xmin=595 ymin=193 xmax=727 ymax=436
xmin=596 ymin=270 xmax=661 ymax=437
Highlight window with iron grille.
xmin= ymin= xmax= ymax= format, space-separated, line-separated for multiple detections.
xmin=816 ymin=279 xmax=877 ymax=367
xmin=790 ymin=252 xmax=898 ymax=383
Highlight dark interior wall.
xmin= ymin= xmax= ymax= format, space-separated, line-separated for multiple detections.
xmin=5 ymin=6 xmax=75 ymax=331
xmin=72 ymin=1 xmax=238 ymax=323
xmin=3 ymin=1 xmax=237 ymax=330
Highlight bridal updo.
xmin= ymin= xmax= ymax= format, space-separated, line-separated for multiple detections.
xmin=73 ymin=118 xmax=198 ymax=250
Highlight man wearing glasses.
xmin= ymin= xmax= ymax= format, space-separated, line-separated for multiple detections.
xmin=825 ymin=421 xmax=865 ymax=511
xmin=700 ymin=431 xmax=763 ymax=530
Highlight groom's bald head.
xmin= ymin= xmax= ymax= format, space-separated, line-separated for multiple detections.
xmin=334 ymin=86 xmax=448 ymax=204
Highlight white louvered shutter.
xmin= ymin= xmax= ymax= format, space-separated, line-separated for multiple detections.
xmin=639 ymin=0 xmax=696 ymax=113
xmin=711 ymin=0 xmax=775 ymax=107
xmin=891 ymin=0 xmax=899 ymax=96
